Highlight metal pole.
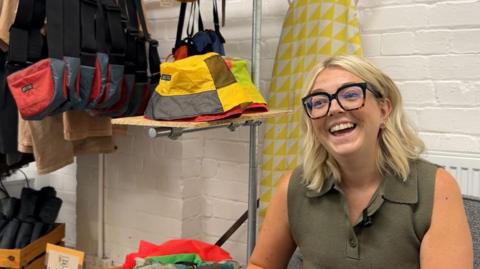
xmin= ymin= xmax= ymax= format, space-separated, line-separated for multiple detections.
xmin=98 ymin=154 xmax=105 ymax=259
xmin=247 ymin=122 xmax=259 ymax=259
xmin=247 ymin=0 xmax=262 ymax=263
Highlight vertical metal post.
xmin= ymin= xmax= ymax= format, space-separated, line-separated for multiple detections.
xmin=98 ymin=153 xmax=105 ymax=259
xmin=247 ymin=122 xmax=259 ymax=260
xmin=247 ymin=0 xmax=262 ymax=263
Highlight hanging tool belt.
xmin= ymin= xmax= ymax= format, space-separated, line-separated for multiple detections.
xmin=5 ymin=0 xmax=160 ymax=120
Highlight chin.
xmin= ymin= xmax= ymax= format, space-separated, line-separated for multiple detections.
xmin=325 ymin=137 xmax=365 ymax=159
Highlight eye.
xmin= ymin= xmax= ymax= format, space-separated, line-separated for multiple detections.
xmin=311 ymin=97 xmax=329 ymax=109
xmin=340 ymin=87 xmax=362 ymax=100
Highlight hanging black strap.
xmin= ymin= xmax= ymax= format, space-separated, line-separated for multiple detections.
xmin=45 ymin=0 xmax=64 ymax=60
xmin=8 ymin=0 xmax=35 ymax=64
xmin=64 ymin=0 xmax=80 ymax=57
xmin=197 ymin=0 xmax=204 ymax=32
xmin=175 ymin=2 xmax=187 ymax=48
xmin=215 ymin=199 xmax=260 ymax=247
xmin=28 ymin=0 xmax=46 ymax=61
xmin=117 ymin=0 xmax=137 ymax=75
xmin=134 ymin=0 xmax=160 ymax=84
xmin=95 ymin=0 xmax=108 ymax=54
xmin=80 ymin=0 xmax=98 ymax=66
xmin=101 ymin=0 xmax=126 ymax=64
xmin=212 ymin=0 xmax=225 ymax=43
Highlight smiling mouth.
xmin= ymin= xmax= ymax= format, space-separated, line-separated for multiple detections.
xmin=329 ymin=123 xmax=357 ymax=136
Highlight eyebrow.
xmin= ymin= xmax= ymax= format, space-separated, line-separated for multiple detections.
xmin=309 ymin=81 xmax=363 ymax=94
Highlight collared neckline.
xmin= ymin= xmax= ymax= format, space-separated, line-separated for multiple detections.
xmin=304 ymin=163 xmax=419 ymax=205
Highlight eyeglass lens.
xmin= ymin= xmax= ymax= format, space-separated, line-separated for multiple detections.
xmin=305 ymin=85 xmax=365 ymax=118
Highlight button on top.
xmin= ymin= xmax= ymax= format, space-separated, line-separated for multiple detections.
xmin=349 ymin=238 xmax=357 ymax=248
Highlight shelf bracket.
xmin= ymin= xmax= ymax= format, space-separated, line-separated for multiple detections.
xmin=147 ymin=120 xmax=262 ymax=139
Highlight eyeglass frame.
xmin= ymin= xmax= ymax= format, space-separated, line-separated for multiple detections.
xmin=302 ymin=82 xmax=384 ymax=119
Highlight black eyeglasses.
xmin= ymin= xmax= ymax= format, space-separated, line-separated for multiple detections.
xmin=302 ymin=82 xmax=383 ymax=119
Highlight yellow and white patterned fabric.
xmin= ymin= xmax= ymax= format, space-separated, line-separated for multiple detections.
xmin=260 ymin=0 xmax=363 ymax=218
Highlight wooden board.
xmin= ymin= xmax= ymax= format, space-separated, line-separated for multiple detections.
xmin=111 ymin=110 xmax=291 ymax=128
xmin=0 ymin=223 xmax=65 ymax=268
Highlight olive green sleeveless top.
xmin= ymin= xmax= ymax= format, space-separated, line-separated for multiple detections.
xmin=288 ymin=159 xmax=437 ymax=269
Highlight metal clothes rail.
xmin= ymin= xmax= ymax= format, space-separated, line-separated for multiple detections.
xmin=97 ymin=0 xmax=268 ymax=265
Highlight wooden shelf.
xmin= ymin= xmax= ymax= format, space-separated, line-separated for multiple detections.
xmin=111 ymin=109 xmax=291 ymax=128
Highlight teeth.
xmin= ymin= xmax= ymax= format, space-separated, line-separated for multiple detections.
xmin=330 ymin=123 xmax=355 ymax=133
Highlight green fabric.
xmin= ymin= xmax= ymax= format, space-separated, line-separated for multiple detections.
xmin=288 ymin=158 xmax=437 ymax=269
xmin=230 ymin=59 xmax=251 ymax=86
xmin=135 ymin=255 xmax=240 ymax=269
xmin=146 ymin=253 xmax=204 ymax=265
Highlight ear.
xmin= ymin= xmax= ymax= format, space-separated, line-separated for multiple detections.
xmin=379 ymin=98 xmax=392 ymax=122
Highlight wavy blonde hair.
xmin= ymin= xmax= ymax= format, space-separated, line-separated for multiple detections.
xmin=301 ymin=55 xmax=425 ymax=191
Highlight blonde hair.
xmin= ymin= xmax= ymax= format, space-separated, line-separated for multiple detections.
xmin=301 ymin=55 xmax=425 ymax=192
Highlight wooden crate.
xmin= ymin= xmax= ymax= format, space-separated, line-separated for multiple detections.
xmin=0 ymin=223 xmax=65 ymax=269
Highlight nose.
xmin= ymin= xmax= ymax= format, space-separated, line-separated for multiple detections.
xmin=328 ymin=98 xmax=344 ymax=117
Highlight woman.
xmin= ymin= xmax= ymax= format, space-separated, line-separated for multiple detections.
xmin=247 ymin=55 xmax=473 ymax=269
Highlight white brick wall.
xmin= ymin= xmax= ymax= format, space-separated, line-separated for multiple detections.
xmin=71 ymin=0 xmax=480 ymax=267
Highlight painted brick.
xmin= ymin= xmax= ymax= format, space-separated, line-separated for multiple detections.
xmin=451 ymin=29 xmax=480 ymax=54
xmin=208 ymin=198 xmax=248 ymax=220
xmin=215 ymin=161 xmax=249 ymax=183
xmin=202 ymin=217 xmax=247 ymax=242
xmin=135 ymin=192 xmax=184 ymax=220
xmin=414 ymin=30 xmax=451 ymax=55
xmin=417 ymin=108 xmax=480 ymax=135
xmin=397 ymin=81 xmax=436 ymax=106
xmin=361 ymin=34 xmax=381 ymax=57
xmin=204 ymin=178 xmax=249 ymax=202
xmin=135 ymin=212 xmax=182 ymax=237
xmin=203 ymin=126 xmax=250 ymax=143
xmin=420 ymin=132 xmax=480 ymax=153
xmin=204 ymin=140 xmax=249 ymax=163
xmin=360 ymin=5 xmax=428 ymax=32
xmin=381 ymin=32 xmax=415 ymax=55
xmin=434 ymin=81 xmax=480 ymax=106
xmin=182 ymin=177 xmax=203 ymax=198
xmin=369 ymin=56 xmax=429 ymax=80
xmin=429 ymin=55 xmax=480 ymax=80
xmin=428 ymin=2 xmax=480 ymax=28
xmin=183 ymin=196 xmax=203 ymax=219
xmin=181 ymin=217 xmax=202 ymax=238
xmin=182 ymin=158 xmax=203 ymax=179
xmin=202 ymin=159 xmax=219 ymax=178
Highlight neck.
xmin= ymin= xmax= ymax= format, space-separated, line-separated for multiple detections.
xmin=335 ymin=152 xmax=382 ymax=190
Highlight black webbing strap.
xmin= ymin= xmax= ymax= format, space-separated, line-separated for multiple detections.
xmin=124 ymin=0 xmax=139 ymax=32
xmin=213 ymin=0 xmax=225 ymax=43
xmin=134 ymin=0 xmax=160 ymax=84
xmin=134 ymin=37 xmax=148 ymax=83
xmin=46 ymin=0 xmax=64 ymax=60
xmin=175 ymin=2 xmax=187 ymax=48
xmin=80 ymin=0 xmax=97 ymax=66
xmin=197 ymin=0 xmax=204 ymax=32
xmin=95 ymin=0 xmax=108 ymax=53
xmin=118 ymin=0 xmax=138 ymax=74
xmin=215 ymin=199 xmax=260 ymax=247
xmin=8 ymin=0 xmax=35 ymax=63
xmin=101 ymin=0 xmax=126 ymax=64
xmin=64 ymin=0 xmax=81 ymax=57
xmin=28 ymin=0 xmax=46 ymax=61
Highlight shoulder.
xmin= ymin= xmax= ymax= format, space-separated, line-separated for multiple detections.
xmin=420 ymin=167 xmax=473 ymax=268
